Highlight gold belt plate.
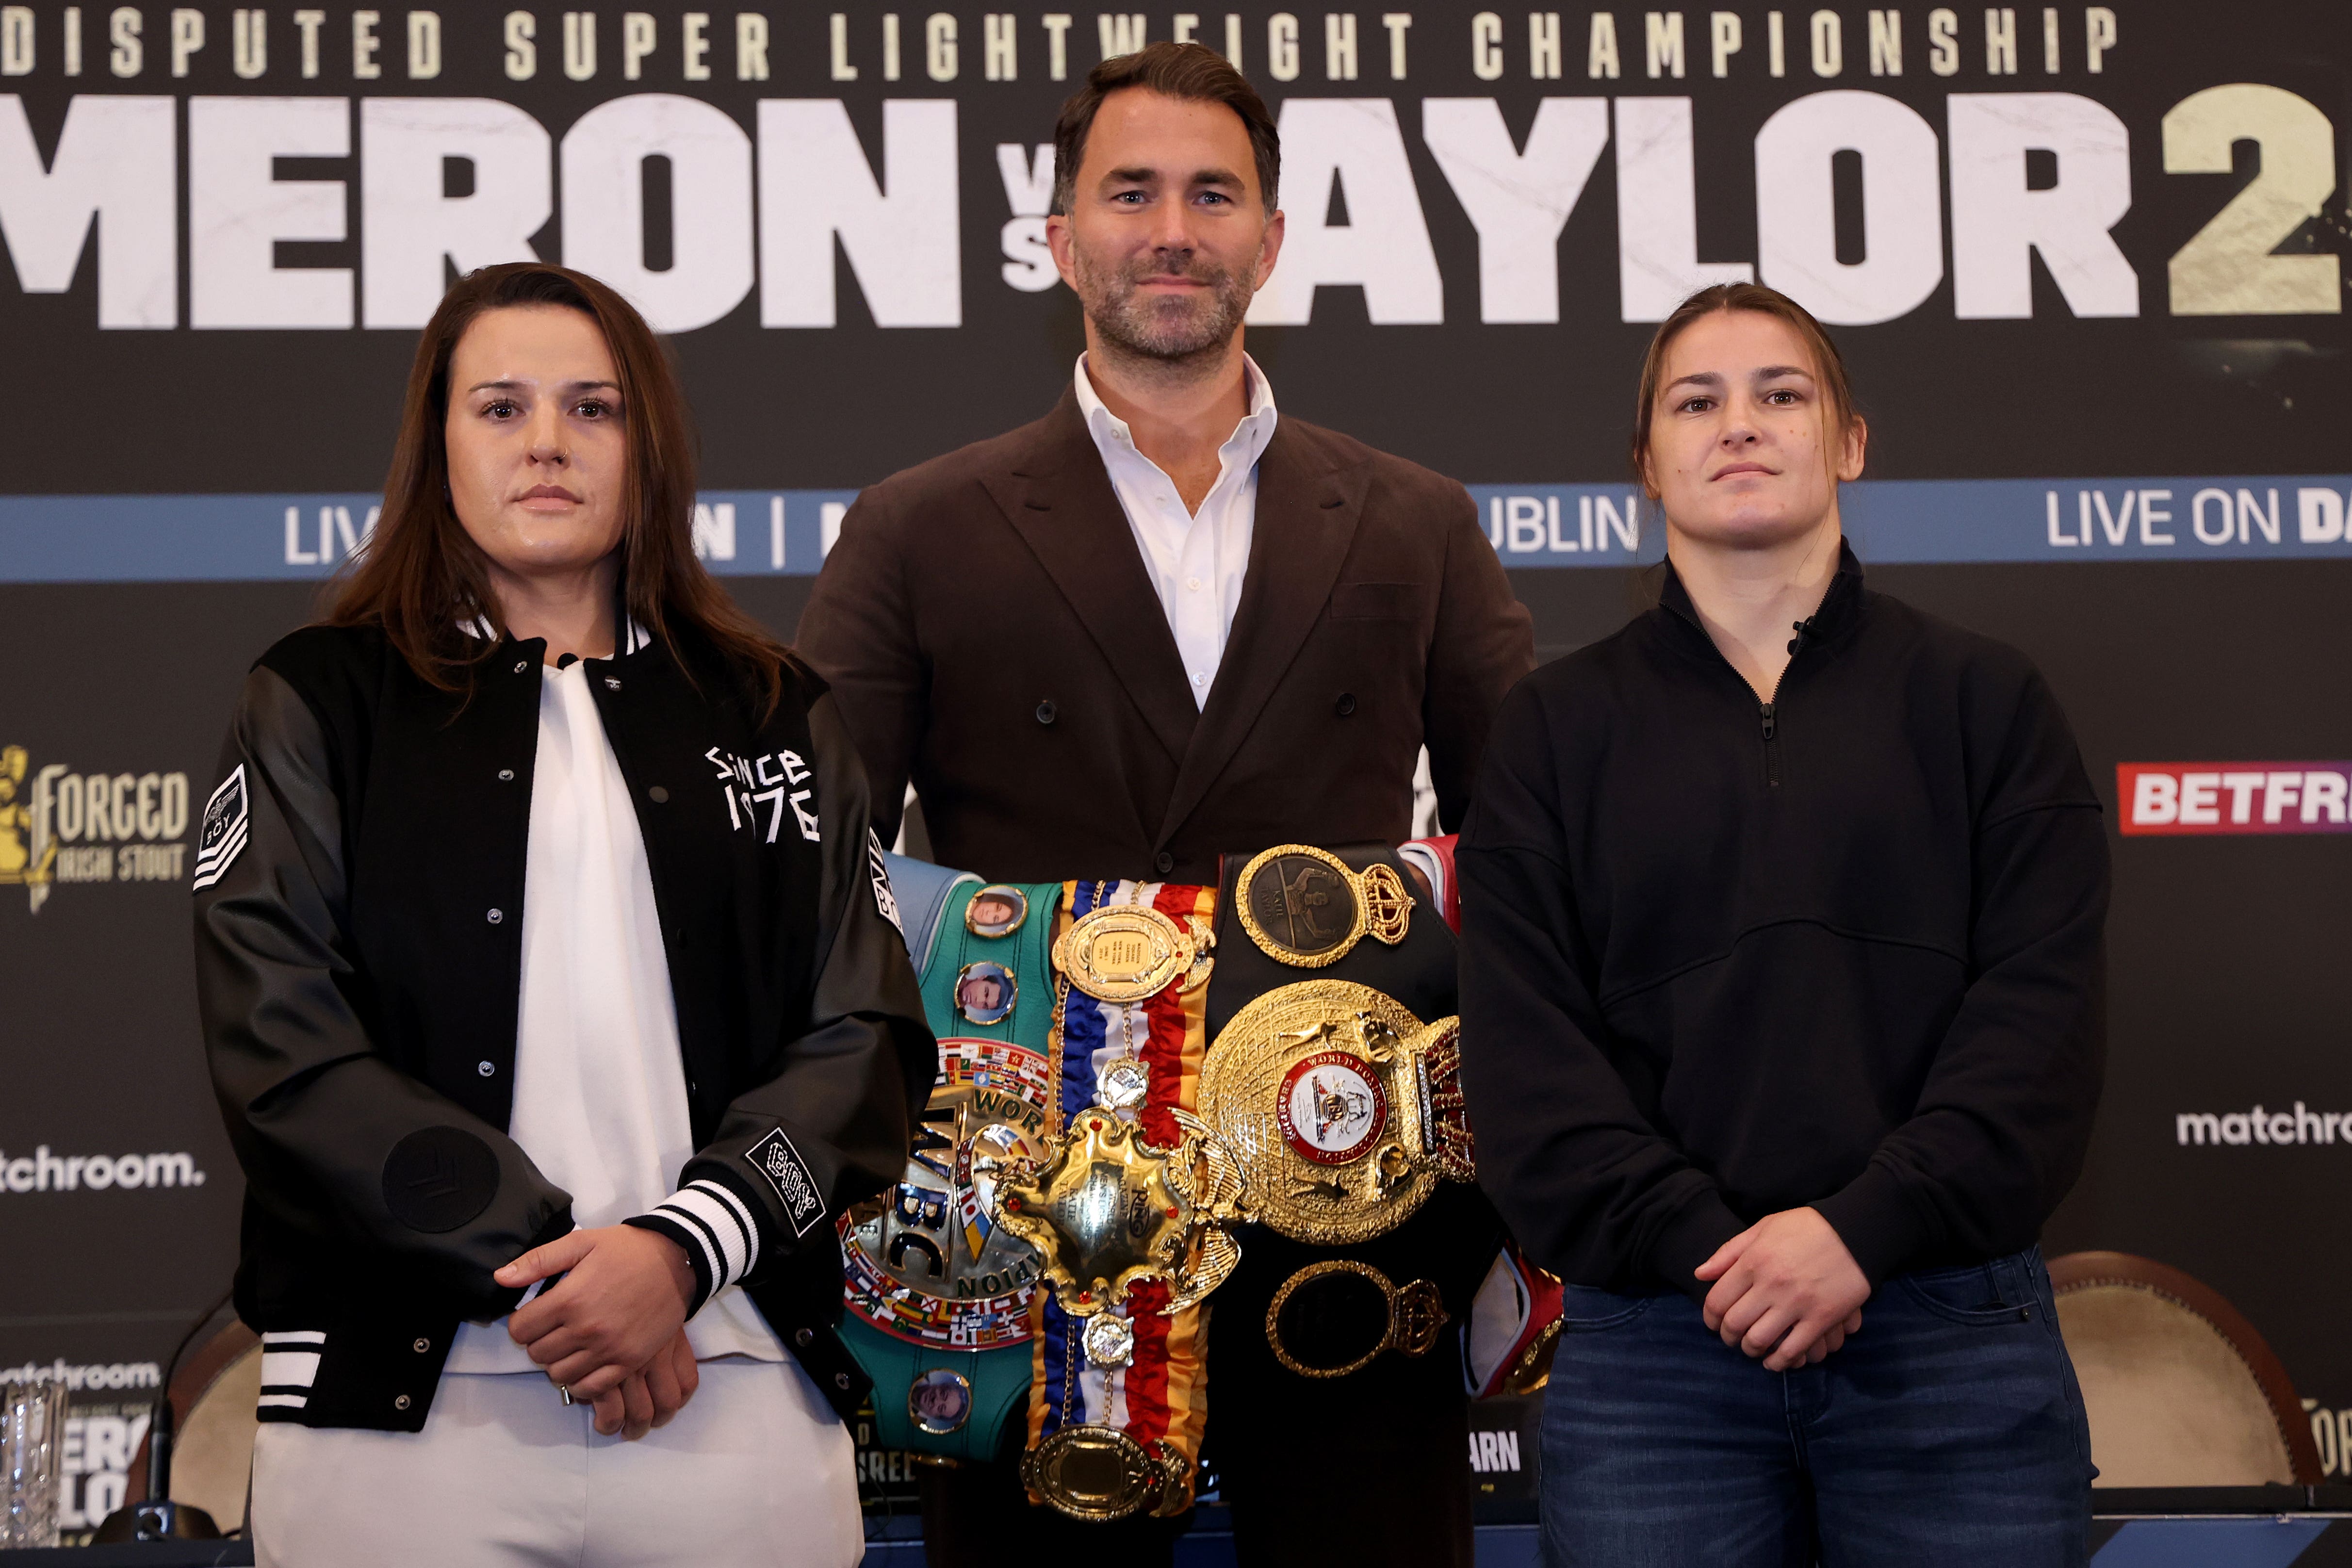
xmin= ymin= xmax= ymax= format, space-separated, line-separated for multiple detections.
xmin=991 ymin=1085 xmax=1251 ymax=1317
xmin=1052 ymin=904 xmax=1197 ymax=1003
xmin=1022 ymin=1426 xmax=1192 ymax=1521
xmin=1234 ymin=844 xmax=1415 ymax=967
xmin=1198 ymin=979 xmax=1474 ymax=1246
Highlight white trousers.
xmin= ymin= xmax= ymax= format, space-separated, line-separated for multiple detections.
xmin=251 ymin=1358 xmax=861 ymax=1568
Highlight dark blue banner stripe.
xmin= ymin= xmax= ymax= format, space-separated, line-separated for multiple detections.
xmin=2 ymin=478 xmax=2348 ymax=582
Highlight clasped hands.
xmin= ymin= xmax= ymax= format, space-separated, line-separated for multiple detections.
xmin=495 ymin=1225 xmax=699 ymax=1440
xmin=1696 ymin=1207 xmax=1871 ymax=1372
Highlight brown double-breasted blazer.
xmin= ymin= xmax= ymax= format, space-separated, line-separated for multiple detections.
xmin=795 ymin=390 xmax=1535 ymax=884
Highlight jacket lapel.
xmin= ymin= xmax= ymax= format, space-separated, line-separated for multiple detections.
xmin=979 ymin=390 xmax=1199 ymax=766
xmin=1153 ymin=421 xmax=1367 ymax=847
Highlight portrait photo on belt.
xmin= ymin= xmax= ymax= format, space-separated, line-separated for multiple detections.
xmin=796 ymin=35 xmax=1534 ymax=1568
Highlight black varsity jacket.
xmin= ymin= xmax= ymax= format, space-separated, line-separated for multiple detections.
xmin=193 ymin=621 xmax=932 ymax=1431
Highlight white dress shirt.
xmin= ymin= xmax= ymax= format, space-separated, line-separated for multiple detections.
xmin=446 ymin=654 xmax=783 ymax=1372
xmin=1074 ymin=352 xmax=1279 ymax=706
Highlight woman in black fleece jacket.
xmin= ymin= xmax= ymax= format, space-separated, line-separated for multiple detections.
xmin=1458 ymin=283 xmax=2106 ymax=1567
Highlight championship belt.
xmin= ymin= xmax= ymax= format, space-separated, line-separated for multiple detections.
xmin=1200 ymin=844 xmax=1506 ymax=1404
xmin=997 ymin=879 xmax=1249 ymax=1522
xmin=840 ymin=870 xmax=1065 ymax=1462
xmin=1198 ymin=978 xmax=1474 ymax=1246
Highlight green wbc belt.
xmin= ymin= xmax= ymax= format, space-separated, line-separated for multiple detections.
xmin=839 ymin=877 xmax=1064 ymax=1462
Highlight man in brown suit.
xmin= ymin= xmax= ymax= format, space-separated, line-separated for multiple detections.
xmin=799 ymin=40 xmax=1532 ymax=1568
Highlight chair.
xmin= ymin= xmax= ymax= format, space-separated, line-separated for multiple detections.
xmin=127 ymin=1316 xmax=262 ymax=1533
xmin=2048 ymin=1250 xmax=2322 ymax=1487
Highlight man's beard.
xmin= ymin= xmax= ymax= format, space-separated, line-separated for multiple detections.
xmin=1075 ymin=246 xmax=1254 ymax=363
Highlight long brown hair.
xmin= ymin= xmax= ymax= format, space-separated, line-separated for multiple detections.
xmin=1629 ymin=281 xmax=1860 ymax=490
xmin=327 ymin=261 xmax=791 ymax=713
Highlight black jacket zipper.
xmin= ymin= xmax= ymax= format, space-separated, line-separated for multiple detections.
xmin=1760 ymin=616 xmax=1818 ymax=789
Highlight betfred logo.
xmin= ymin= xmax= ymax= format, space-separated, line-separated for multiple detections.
xmin=2118 ymin=764 xmax=2352 ymax=836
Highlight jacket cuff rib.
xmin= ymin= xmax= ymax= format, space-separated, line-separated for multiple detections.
xmin=624 ymin=1179 xmax=765 ymax=1320
xmin=1810 ymin=1161 xmax=1927 ymax=1286
xmin=1649 ymin=1188 xmax=1748 ymax=1306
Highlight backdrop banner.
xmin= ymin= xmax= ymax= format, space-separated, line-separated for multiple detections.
xmin=1 ymin=0 xmax=2347 ymax=1488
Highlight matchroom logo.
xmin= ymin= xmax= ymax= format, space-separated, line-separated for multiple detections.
xmin=2176 ymin=1105 xmax=2349 ymax=1147
xmin=2118 ymin=763 xmax=2352 ymax=836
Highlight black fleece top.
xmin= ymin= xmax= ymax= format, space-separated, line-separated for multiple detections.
xmin=1456 ymin=543 xmax=2107 ymax=1302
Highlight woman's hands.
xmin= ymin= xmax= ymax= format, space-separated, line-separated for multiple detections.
xmin=497 ymin=1225 xmax=698 ymax=1431
xmin=587 ymin=1328 xmax=701 ymax=1440
xmin=1695 ymin=1207 xmax=1870 ymax=1372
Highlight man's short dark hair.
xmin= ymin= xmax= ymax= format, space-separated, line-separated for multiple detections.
xmin=1050 ymin=41 xmax=1280 ymax=216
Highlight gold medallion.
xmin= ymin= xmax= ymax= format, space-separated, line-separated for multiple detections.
xmin=1197 ymin=979 xmax=1474 ymax=1246
xmin=1022 ymin=1426 xmax=1191 ymax=1521
xmin=1052 ymin=904 xmax=1196 ymax=1003
xmin=1234 ymin=845 xmax=1414 ymax=968
xmin=990 ymin=1081 xmax=1250 ymax=1317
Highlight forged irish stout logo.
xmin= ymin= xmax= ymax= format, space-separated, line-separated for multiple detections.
xmin=0 ymin=746 xmax=191 ymax=913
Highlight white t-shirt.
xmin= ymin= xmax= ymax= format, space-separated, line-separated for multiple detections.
xmin=445 ymin=657 xmax=784 ymax=1372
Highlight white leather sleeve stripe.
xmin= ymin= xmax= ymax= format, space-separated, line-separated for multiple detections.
xmin=259 ymin=1350 xmax=322 ymax=1389
xmin=261 ymin=1330 xmax=327 ymax=1346
xmin=257 ymin=1393 xmax=308 ymax=1409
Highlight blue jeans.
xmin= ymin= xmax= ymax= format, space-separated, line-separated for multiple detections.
xmin=1537 ymin=1245 xmax=2094 ymax=1568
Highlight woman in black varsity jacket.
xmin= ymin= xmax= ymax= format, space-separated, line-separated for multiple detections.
xmin=193 ymin=262 xmax=931 ymax=1567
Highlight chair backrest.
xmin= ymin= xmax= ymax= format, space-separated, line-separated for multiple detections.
xmin=127 ymin=1318 xmax=261 ymax=1533
xmin=2048 ymin=1250 xmax=2321 ymax=1487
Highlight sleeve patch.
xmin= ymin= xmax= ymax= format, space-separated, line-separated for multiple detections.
xmin=381 ymin=1126 xmax=500 ymax=1233
xmin=743 ymin=1128 xmax=827 ymax=1238
xmin=867 ymin=829 xmax=903 ymax=934
xmin=191 ymin=765 xmax=249 ymax=892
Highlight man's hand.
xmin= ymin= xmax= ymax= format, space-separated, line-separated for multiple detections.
xmin=589 ymin=1328 xmax=701 ymax=1440
xmin=497 ymin=1225 xmax=695 ymax=1401
xmin=1695 ymin=1208 xmax=1870 ymax=1372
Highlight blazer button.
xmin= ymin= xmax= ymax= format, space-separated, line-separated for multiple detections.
xmin=834 ymin=1372 xmax=852 ymax=1391
xmin=476 ymin=1060 xmax=495 ymax=1077
xmin=512 ymin=661 xmax=528 ymax=675
xmin=497 ymin=768 xmax=514 ymax=782
xmin=486 ymin=908 xmax=504 ymax=924
xmin=1154 ymin=851 xmax=1174 ymax=874
xmin=412 ymin=1338 xmax=431 ymax=1354
xmin=648 ymin=785 xmax=669 ymax=803
xmin=1035 ymin=700 xmax=1057 ymax=726
xmin=1335 ymin=692 xmax=1357 ymax=716
xmin=795 ymin=1328 xmax=814 ymax=1348
xmin=394 ymin=1394 xmax=412 ymax=1411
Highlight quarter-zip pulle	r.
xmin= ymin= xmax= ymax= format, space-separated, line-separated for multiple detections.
xmin=1455 ymin=536 xmax=2112 ymax=1304
xmin=1758 ymin=612 xmax=1818 ymax=786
